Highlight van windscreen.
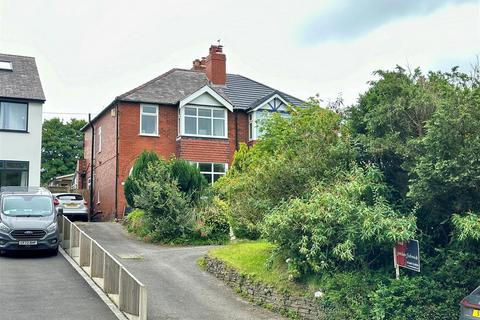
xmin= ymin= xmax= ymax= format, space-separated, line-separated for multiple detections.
xmin=2 ymin=195 xmax=53 ymax=217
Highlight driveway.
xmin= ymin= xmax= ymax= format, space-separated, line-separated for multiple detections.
xmin=78 ymin=222 xmax=283 ymax=320
xmin=0 ymin=251 xmax=116 ymax=320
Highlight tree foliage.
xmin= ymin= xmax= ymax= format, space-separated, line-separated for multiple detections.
xmin=41 ymin=118 xmax=86 ymax=184
xmin=263 ymin=166 xmax=416 ymax=276
xmin=216 ymin=100 xmax=355 ymax=238
xmin=123 ymin=151 xmax=160 ymax=207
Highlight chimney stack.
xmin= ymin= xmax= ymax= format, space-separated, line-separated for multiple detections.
xmin=191 ymin=45 xmax=226 ymax=86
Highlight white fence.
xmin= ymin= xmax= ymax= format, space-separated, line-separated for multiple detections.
xmin=59 ymin=216 xmax=147 ymax=320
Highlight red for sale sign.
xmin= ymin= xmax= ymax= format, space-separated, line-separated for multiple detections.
xmin=394 ymin=240 xmax=420 ymax=272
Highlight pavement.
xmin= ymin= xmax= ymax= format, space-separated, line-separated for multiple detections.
xmin=0 ymin=250 xmax=117 ymax=320
xmin=78 ymin=222 xmax=284 ymax=320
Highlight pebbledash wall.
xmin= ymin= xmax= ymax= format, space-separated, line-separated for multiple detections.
xmin=82 ymin=101 xmax=249 ymax=220
xmin=203 ymin=256 xmax=326 ymax=320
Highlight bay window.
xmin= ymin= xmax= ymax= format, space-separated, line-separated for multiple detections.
xmin=0 ymin=101 xmax=28 ymax=131
xmin=181 ymin=106 xmax=227 ymax=138
xmin=140 ymin=104 xmax=158 ymax=135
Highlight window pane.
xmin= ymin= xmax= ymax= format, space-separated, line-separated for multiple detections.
xmin=142 ymin=105 xmax=157 ymax=114
xmin=198 ymin=163 xmax=212 ymax=172
xmin=198 ymin=108 xmax=211 ymax=117
xmin=0 ymin=102 xmax=28 ymax=131
xmin=185 ymin=117 xmax=197 ymax=134
xmin=141 ymin=115 xmax=157 ymax=134
xmin=213 ymin=163 xmax=225 ymax=173
xmin=185 ymin=107 xmax=197 ymax=116
xmin=213 ymin=110 xmax=225 ymax=118
xmin=213 ymin=119 xmax=225 ymax=137
xmin=198 ymin=118 xmax=211 ymax=135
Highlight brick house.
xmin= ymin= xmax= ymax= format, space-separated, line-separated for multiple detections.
xmin=79 ymin=45 xmax=303 ymax=220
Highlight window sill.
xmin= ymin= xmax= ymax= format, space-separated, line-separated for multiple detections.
xmin=138 ymin=133 xmax=160 ymax=137
xmin=0 ymin=129 xmax=29 ymax=133
xmin=180 ymin=134 xmax=228 ymax=140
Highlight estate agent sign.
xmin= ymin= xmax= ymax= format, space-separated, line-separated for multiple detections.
xmin=393 ymin=239 xmax=420 ymax=279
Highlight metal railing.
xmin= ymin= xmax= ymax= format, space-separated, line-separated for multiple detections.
xmin=59 ymin=216 xmax=147 ymax=320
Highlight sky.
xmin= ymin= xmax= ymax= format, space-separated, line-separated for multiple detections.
xmin=0 ymin=0 xmax=479 ymax=121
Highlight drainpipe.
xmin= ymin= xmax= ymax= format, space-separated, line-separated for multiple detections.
xmin=88 ymin=113 xmax=95 ymax=222
xmin=114 ymin=103 xmax=119 ymax=221
xmin=235 ymin=111 xmax=239 ymax=151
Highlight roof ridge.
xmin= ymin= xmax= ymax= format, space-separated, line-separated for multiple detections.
xmin=0 ymin=52 xmax=36 ymax=59
xmin=117 ymin=68 xmax=187 ymax=100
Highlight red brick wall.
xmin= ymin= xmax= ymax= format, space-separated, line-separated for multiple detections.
xmin=116 ymin=102 xmax=179 ymax=216
xmin=83 ymin=106 xmax=117 ymax=221
xmin=84 ymin=101 xmax=250 ymax=219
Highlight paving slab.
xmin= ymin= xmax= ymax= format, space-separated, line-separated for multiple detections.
xmin=79 ymin=222 xmax=284 ymax=320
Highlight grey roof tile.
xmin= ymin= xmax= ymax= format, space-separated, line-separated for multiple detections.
xmin=223 ymin=74 xmax=304 ymax=110
xmin=117 ymin=68 xmax=209 ymax=104
xmin=0 ymin=53 xmax=45 ymax=101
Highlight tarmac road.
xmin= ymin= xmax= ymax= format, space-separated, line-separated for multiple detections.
xmin=0 ymin=250 xmax=116 ymax=320
xmin=79 ymin=222 xmax=283 ymax=320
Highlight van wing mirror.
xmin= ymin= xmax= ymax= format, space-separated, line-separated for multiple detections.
xmin=57 ymin=208 xmax=64 ymax=216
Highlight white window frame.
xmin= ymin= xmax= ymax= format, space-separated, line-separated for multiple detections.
xmin=191 ymin=162 xmax=228 ymax=184
xmin=180 ymin=105 xmax=228 ymax=139
xmin=139 ymin=104 xmax=159 ymax=136
xmin=98 ymin=127 xmax=102 ymax=153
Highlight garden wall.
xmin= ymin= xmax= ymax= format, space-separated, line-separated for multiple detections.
xmin=203 ymin=255 xmax=325 ymax=320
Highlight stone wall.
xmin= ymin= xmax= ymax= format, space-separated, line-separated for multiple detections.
xmin=204 ymin=255 xmax=325 ymax=320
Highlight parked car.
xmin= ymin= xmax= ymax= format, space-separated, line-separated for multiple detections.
xmin=53 ymin=193 xmax=88 ymax=221
xmin=0 ymin=187 xmax=61 ymax=255
xmin=461 ymin=286 xmax=480 ymax=319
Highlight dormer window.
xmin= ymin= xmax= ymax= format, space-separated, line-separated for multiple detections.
xmin=0 ymin=61 xmax=12 ymax=71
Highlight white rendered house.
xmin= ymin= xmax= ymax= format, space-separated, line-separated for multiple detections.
xmin=0 ymin=53 xmax=45 ymax=187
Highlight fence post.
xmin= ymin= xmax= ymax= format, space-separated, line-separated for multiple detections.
xmin=69 ymin=220 xmax=73 ymax=256
xmin=139 ymin=285 xmax=147 ymax=320
xmin=118 ymin=267 xmax=124 ymax=311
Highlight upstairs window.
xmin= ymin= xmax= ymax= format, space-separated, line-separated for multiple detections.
xmin=140 ymin=104 xmax=158 ymax=136
xmin=0 ymin=101 xmax=28 ymax=132
xmin=182 ymin=106 xmax=227 ymax=138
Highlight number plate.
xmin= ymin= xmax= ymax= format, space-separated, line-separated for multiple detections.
xmin=473 ymin=310 xmax=480 ymax=317
xmin=19 ymin=240 xmax=37 ymax=246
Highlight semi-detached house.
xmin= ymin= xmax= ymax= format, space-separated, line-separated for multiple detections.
xmin=0 ymin=53 xmax=45 ymax=187
xmin=79 ymin=45 xmax=303 ymax=220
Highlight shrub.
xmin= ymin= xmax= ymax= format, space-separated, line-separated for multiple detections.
xmin=133 ymin=162 xmax=192 ymax=242
xmin=191 ymin=196 xmax=230 ymax=243
xmin=124 ymin=209 xmax=150 ymax=238
xmin=124 ymin=151 xmax=160 ymax=207
xmin=262 ymin=166 xmax=416 ymax=276
xmin=169 ymin=158 xmax=207 ymax=202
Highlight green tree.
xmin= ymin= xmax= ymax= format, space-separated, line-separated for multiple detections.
xmin=216 ymin=100 xmax=355 ymax=238
xmin=41 ymin=118 xmax=86 ymax=184
xmin=408 ymin=72 xmax=480 ymax=243
xmin=346 ymin=67 xmax=441 ymax=202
